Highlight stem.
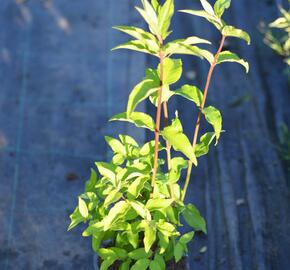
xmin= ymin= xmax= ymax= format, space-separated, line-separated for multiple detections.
xmin=182 ymin=35 xmax=226 ymax=201
xmin=151 ymin=49 xmax=165 ymax=189
xmin=163 ymin=101 xmax=172 ymax=171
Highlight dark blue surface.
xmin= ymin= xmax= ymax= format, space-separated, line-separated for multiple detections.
xmin=0 ymin=0 xmax=290 ymax=270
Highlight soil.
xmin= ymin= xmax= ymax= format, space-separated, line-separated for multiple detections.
xmin=98 ymin=257 xmax=188 ymax=270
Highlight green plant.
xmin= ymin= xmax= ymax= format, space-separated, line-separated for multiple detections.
xmin=263 ymin=1 xmax=290 ymax=66
xmin=68 ymin=1 xmax=250 ymax=269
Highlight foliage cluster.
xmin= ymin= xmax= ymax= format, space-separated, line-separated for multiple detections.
xmin=68 ymin=1 xmax=250 ymax=269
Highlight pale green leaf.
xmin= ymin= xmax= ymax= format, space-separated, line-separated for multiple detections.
xmin=221 ymin=25 xmax=251 ymax=45
xmin=127 ymin=176 xmax=149 ymax=199
xmin=149 ymin=85 xmax=175 ymax=106
xmin=161 ymin=117 xmax=197 ymax=165
xmin=95 ymin=162 xmax=116 ymax=184
xmin=175 ymin=84 xmax=203 ymax=107
xmin=100 ymin=257 xmax=117 ymax=270
xmin=203 ymin=106 xmax=222 ymax=143
xmin=68 ymin=207 xmax=84 ymax=231
xmin=103 ymin=189 xmax=122 ymax=207
xmin=146 ymin=198 xmax=174 ymax=211
xmin=168 ymin=157 xmax=188 ymax=183
xmin=129 ymin=200 xmax=152 ymax=220
xmin=159 ymin=58 xmax=182 ymax=85
xmin=85 ymin=169 xmax=97 ymax=193
xmin=158 ymin=0 xmax=174 ymax=39
xmin=182 ymin=203 xmax=207 ymax=233
xmin=78 ymin=197 xmax=88 ymax=218
xmin=127 ymin=79 xmax=159 ymax=116
xmin=217 ymin=50 xmax=249 ymax=73
xmin=179 ymin=9 xmax=223 ymax=30
xmin=105 ymin=136 xmax=126 ymax=155
xmin=157 ymin=220 xmax=178 ymax=237
xmin=200 ymin=0 xmax=215 ymax=15
xmin=144 ymin=221 xmax=156 ymax=252
xmin=214 ymin=0 xmax=231 ymax=18
xmin=110 ymin=112 xmax=155 ymax=131
xmin=195 ymin=132 xmax=216 ymax=157
xmin=112 ymin=40 xmax=157 ymax=56
xmin=119 ymin=134 xmax=139 ymax=147
xmin=103 ymin=201 xmax=130 ymax=230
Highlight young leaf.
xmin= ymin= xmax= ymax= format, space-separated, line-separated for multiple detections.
xmin=157 ymin=220 xmax=178 ymax=237
xmin=85 ymin=169 xmax=97 ymax=192
xmin=103 ymin=201 xmax=130 ymax=231
xmin=110 ymin=112 xmax=155 ymax=131
xmin=78 ymin=197 xmax=89 ymax=218
xmin=127 ymin=79 xmax=159 ymax=116
xmin=112 ymin=40 xmax=158 ymax=56
xmin=103 ymin=189 xmax=122 ymax=207
xmin=216 ymin=51 xmax=249 ymax=73
xmin=158 ymin=0 xmax=174 ymax=39
xmin=202 ymin=106 xmax=222 ymax=143
xmin=105 ymin=136 xmax=126 ymax=155
xmin=127 ymin=176 xmax=149 ymax=199
xmin=195 ymin=132 xmax=216 ymax=157
xmin=131 ymin=258 xmax=151 ymax=270
xmin=68 ymin=207 xmax=85 ymax=231
xmin=200 ymin=0 xmax=215 ymax=15
xmin=146 ymin=198 xmax=174 ymax=211
xmin=179 ymin=10 xmax=223 ymax=30
xmin=161 ymin=117 xmax=198 ymax=165
xmin=158 ymin=232 xmax=169 ymax=254
xmin=149 ymin=85 xmax=175 ymax=106
xmin=136 ymin=2 xmax=160 ymax=37
xmin=95 ymin=162 xmax=117 ymax=184
xmin=144 ymin=221 xmax=157 ymax=252
xmin=175 ymin=84 xmax=203 ymax=107
xmin=151 ymin=0 xmax=160 ymax=12
xmin=168 ymin=157 xmax=188 ymax=183
xmin=221 ymin=25 xmax=251 ymax=45
xmin=159 ymin=58 xmax=182 ymax=85
xmin=182 ymin=204 xmax=207 ymax=233
xmin=214 ymin=0 xmax=231 ymax=18
xmin=119 ymin=134 xmax=139 ymax=147
xmin=128 ymin=248 xmax=153 ymax=260
xmin=129 ymin=200 xmax=152 ymax=220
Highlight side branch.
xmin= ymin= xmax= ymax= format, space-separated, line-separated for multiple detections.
xmin=182 ymin=35 xmax=226 ymax=201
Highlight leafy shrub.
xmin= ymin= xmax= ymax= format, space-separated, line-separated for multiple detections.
xmin=68 ymin=1 xmax=250 ymax=269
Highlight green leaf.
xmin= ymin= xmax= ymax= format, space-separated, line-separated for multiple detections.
xmin=161 ymin=117 xmax=197 ymax=165
xmin=168 ymin=157 xmax=188 ymax=183
xmin=214 ymin=0 xmax=231 ymax=18
xmin=179 ymin=231 xmax=195 ymax=244
xmin=131 ymin=258 xmax=151 ymax=270
xmin=150 ymin=260 xmax=162 ymax=270
xmin=92 ymin=233 xmax=104 ymax=252
xmin=158 ymin=232 xmax=169 ymax=254
xmin=140 ymin=140 xmax=164 ymax=156
xmin=175 ymin=84 xmax=203 ymax=107
xmin=144 ymin=221 xmax=157 ymax=252
xmin=179 ymin=10 xmax=223 ymax=30
xmin=127 ymin=79 xmax=159 ymax=116
xmin=105 ymin=136 xmax=126 ymax=155
xmin=136 ymin=2 xmax=160 ymax=37
xmin=111 ymin=247 xmax=128 ymax=259
xmin=100 ymin=257 xmax=117 ymax=270
xmin=85 ymin=169 xmax=97 ymax=192
xmin=159 ymin=58 xmax=182 ymax=85
xmin=149 ymin=85 xmax=175 ymax=106
xmin=129 ymin=200 xmax=152 ymax=220
xmin=221 ymin=25 xmax=251 ymax=45
xmin=128 ymin=248 xmax=153 ymax=260
xmin=146 ymin=198 xmax=174 ymax=211
xmin=120 ymin=259 xmax=131 ymax=270
xmin=158 ymin=0 xmax=174 ymax=39
xmin=103 ymin=201 xmax=130 ymax=231
xmin=153 ymin=254 xmax=165 ymax=270
xmin=182 ymin=203 xmax=207 ymax=233
xmin=119 ymin=134 xmax=139 ymax=147
xmin=157 ymin=220 xmax=178 ymax=237
xmin=95 ymin=162 xmax=117 ymax=184
xmin=68 ymin=207 xmax=84 ymax=231
xmin=174 ymin=242 xmax=184 ymax=263
xmin=113 ymin=25 xmax=159 ymax=50
xmin=110 ymin=112 xmax=155 ymax=131
xmin=195 ymin=132 xmax=216 ymax=157
xmin=217 ymin=51 xmax=249 ymax=73
xmin=127 ymin=176 xmax=149 ymax=199
xmin=151 ymin=0 xmax=160 ymax=12
xmin=200 ymin=0 xmax=215 ymax=15
xmin=78 ymin=197 xmax=88 ymax=218
xmin=202 ymin=106 xmax=222 ymax=143
xmin=112 ymin=153 xmax=125 ymax=165
xmin=112 ymin=40 xmax=157 ymax=56
xmin=104 ymin=189 xmax=122 ymax=207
